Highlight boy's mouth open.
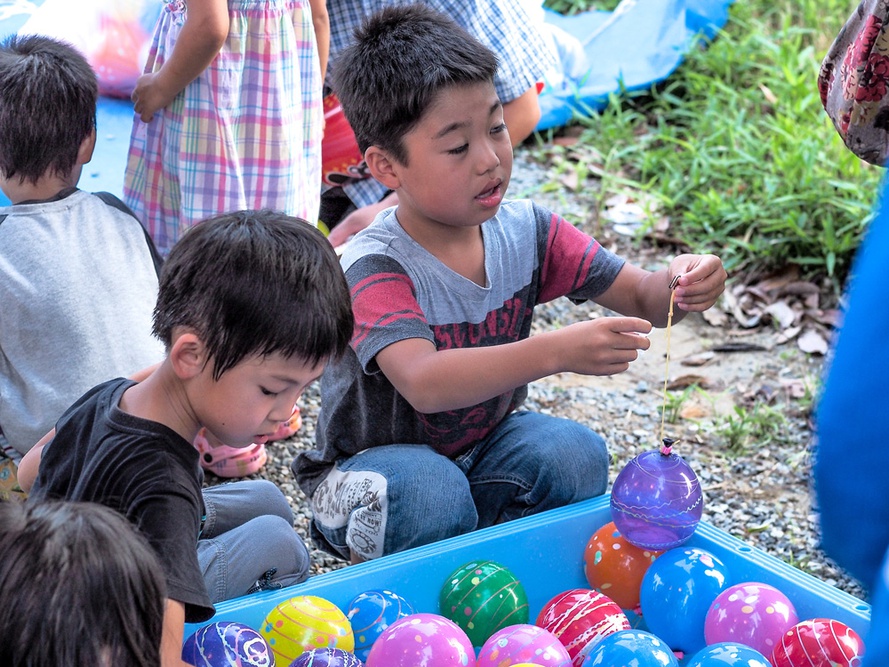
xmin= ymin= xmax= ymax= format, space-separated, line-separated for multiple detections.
xmin=475 ymin=180 xmax=504 ymax=207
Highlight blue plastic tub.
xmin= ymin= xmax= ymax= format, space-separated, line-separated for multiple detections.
xmin=190 ymin=495 xmax=870 ymax=649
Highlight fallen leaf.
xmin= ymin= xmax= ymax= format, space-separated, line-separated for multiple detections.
xmin=775 ymin=325 xmax=802 ymax=345
xmin=763 ymin=301 xmax=798 ymax=329
xmin=711 ymin=342 xmax=768 ymax=352
xmin=679 ymin=404 xmax=710 ymax=419
xmin=681 ymin=351 xmax=716 ymax=366
xmin=797 ymin=328 xmax=829 ymax=355
xmin=667 ymin=374 xmax=712 ymax=390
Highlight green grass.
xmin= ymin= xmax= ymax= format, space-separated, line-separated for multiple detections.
xmin=538 ymin=0 xmax=882 ymax=297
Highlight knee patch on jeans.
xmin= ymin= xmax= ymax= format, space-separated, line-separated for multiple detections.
xmin=311 ymin=467 xmax=389 ymax=561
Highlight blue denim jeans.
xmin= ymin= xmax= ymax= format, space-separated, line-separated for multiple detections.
xmin=198 ymin=479 xmax=310 ymax=602
xmin=309 ymin=411 xmax=609 ymax=561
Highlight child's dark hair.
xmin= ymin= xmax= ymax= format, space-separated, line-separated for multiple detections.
xmin=332 ymin=3 xmax=498 ymax=164
xmin=0 ymin=500 xmax=166 ymax=667
xmin=0 ymin=35 xmax=97 ymax=184
xmin=153 ymin=210 xmax=354 ymax=380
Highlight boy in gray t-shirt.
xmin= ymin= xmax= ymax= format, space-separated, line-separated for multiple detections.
xmin=0 ymin=35 xmax=164 ymax=458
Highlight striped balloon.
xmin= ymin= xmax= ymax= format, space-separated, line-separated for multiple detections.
xmin=261 ymin=595 xmax=354 ymax=666
xmin=769 ymin=618 xmax=865 ymax=667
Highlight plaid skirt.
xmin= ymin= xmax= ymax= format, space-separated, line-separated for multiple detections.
xmin=124 ymin=0 xmax=323 ymax=256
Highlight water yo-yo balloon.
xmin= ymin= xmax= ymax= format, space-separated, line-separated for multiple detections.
xmin=610 ymin=437 xmax=703 ymax=550
xmin=705 ymin=582 xmax=799 ymax=656
xmin=769 ymin=618 xmax=865 ymax=667
xmin=583 ymin=520 xmax=661 ymax=610
xmin=182 ymin=621 xmax=272 ymax=667
xmin=346 ymin=589 xmax=415 ymax=661
xmin=476 ymin=623 xmax=572 ymax=667
xmin=439 ymin=560 xmax=529 ymax=648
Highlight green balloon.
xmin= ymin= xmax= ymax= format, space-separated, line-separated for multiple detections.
xmin=439 ymin=559 xmax=530 ymax=648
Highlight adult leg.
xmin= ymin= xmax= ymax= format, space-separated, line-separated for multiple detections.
xmin=309 ymin=444 xmax=478 ymax=561
xmin=456 ymin=411 xmax=609 ymax=529
xmin=199 ymin=480 xmax=310 ymax=602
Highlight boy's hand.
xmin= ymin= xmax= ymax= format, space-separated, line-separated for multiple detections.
xmin=553 ymin=316 xmax=652 ymax=377
xmin=669 ymin=254 xmax=727 ymax=312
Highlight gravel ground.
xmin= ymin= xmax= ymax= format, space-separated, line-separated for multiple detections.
xmin=208 ymin=147 xmax=867 ymax=604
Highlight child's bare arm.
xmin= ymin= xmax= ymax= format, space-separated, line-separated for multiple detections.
xmin=375 ymin=316 xmax=651 ymax=414
xmin=309 ymin=0 xmax=329 ymax=80
xmin=132 ymin=0 xmax=229 ymax=122
xmin=161 ymin=599 xmax=189 ymax=667
xmin=595 ymin=254 xmax=726 ymax=328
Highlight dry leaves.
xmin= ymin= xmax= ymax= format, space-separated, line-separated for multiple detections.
xmin=708 ymin=266 xmax=837 ymax=356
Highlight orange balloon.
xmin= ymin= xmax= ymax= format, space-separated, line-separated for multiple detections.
xmin=583 ymin=520 xmax=661 ymax=610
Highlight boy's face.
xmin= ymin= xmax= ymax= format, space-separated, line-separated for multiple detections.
xmin=387 ymin=82 xmax=513 ymax=233
xmin=192 ymin=351 xmax=324 ymax=448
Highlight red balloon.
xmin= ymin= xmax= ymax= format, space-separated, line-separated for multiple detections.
xmin=583 ymin=521 xmax=661 ymax=610
xmin=536 ymin=588 xmax=629 ymax=667
xmin=769 ymin=618 xmax=865 ymax=667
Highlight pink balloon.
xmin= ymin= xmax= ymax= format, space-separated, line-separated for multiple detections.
xmin=704 ymin=582 xmax=798 ymax=656
xmin=365 ymin=613 xmax=475 ymax=667
xmin=477 ymin=624 xmax=572 ymax=667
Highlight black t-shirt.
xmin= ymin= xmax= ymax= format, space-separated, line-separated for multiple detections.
xmin=29 ymin=378 xmax=214 ymax=622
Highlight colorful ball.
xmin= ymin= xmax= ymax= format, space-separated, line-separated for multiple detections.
xmin=182 ymin=621 xmax=272 ymax=667
xmin=581 ymin=629 xmax=678 ymax=666
xmin=769 ymin=618 xmax=865 ymax=667
xmin=704 ymin=582 xmax=798 ymax=656
xmin=610 ymin=444 xmax=703 ymax=551
xmin=346 ymin=589 xmax=415 ymax=661
xmin=536 ymin=588 xmax=630 ymax=667
xmin=289 ymin=648 xmax=364 ymax=667
xmin=365 ymin=613 xmax=475 ymax=667
xmin=583 ymin=521 xmax=661 ymax=610
xmin=476 ymin=623 xmax=572 ymax=667
xmin=686 ymin=642 xmax=771 ymax=666
xmin=321 ymin=94 xmax=369 ymax=187
xmin=639 ymin=547 xmax=730 ymax=654
xmin=439 ymin=560 xmax=529 ymax=648
xmin=261 ymin=595 xmax=354 ymax=666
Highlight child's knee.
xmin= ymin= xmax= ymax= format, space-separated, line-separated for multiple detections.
xmin=246 ymin=479 xmax=294 ymax=523
xmin=251 ymin=515 xmax=310 ymax=582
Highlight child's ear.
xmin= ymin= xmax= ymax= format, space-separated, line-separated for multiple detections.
xmin=365 ymin=146 xmax=401 ymax=190
xmin=77 ymin=128 xmax=97 ymax=166
xmin=168 ymin=332 xmax=208 ymax=380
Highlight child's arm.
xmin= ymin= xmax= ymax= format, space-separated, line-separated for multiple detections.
xmin=373 ymin=253 xmax=725 ymax=415
xmin=132 ymin=0 xmax=230 ymax=122
xmin=595 ymin=253 xmax=727 ymax=328
xmin=309 ymin=0 xmax=329 ymax=80
xmin=376 ymin=315 xmax=652 ymax=414
xmin=161 ymin=599 xmax=189 ymax=667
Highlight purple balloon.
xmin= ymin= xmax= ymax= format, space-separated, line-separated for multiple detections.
xmin=704 ymin=582 xmax=798 ymax=657
xmin=182 ymin=621 xmax=272 ymax=667
xmin=365 ymin=613 xmax=475 ymax=667
xmin=289 ymin=648 xmax=364 ymax=667
xmin=610 ymin=444 xmax=703 ymax=551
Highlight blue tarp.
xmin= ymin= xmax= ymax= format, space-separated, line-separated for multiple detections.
xmin=0 ymin=0 xmax=733 ymax=203
xmin=536 ymin=0 xmax=733 ymax=130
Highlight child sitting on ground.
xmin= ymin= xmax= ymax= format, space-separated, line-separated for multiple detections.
xmin=20 ymin=210 xmax=354 ymax=667
xmin=292 ymin=4 xmax=728 ymax=564
xmin=0 ymin=500 xmax=167 ymax=667
xmin=0 ymin=34 xmax=164 ymax=461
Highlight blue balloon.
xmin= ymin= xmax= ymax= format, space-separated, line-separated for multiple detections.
xmin=582 ymin=629 xmax=678 ymax=666
xmin=639 ymin=547 xmax=730 ymax=654
xmin=685 ymin=642 xmax=771 ymax=666
xmin=346 ymin=589 xmax=415 ymax=661
xmin=182 ymin=621 xmax=271 ymax=667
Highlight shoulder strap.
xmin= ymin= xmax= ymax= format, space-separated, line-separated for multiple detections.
xmin=93 ymin=191 xmax=164 ymax=276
